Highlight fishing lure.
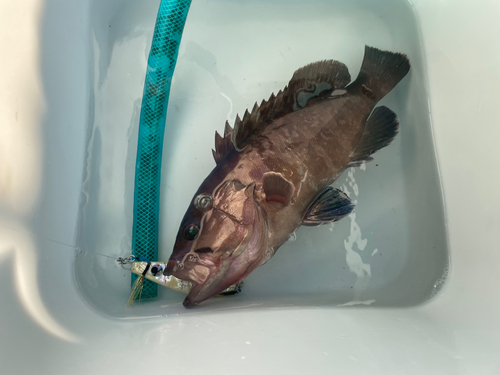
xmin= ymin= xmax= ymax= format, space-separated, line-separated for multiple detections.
xmin=117 ymin=256 xmax=243 ymax=306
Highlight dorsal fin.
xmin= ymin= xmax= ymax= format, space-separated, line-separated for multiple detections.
xmin=288 ymin=60 xmax=352 ymax=110
xmin=233 ymin=60 xmax=351 ymax=147
xmin=212 ymin=121 xmax=235 ymax=164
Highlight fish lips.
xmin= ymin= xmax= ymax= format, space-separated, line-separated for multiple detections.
xmin=163 ymin=251 xmax=236 ymax=308
xmin=170 ymin=224 xmax=252 ymax=308
xmin=183 ymin=215 xmax=268 ymax=308
xmin=182 ymin=258 xmax=232 ymax=308
xmin=169 ymin=238 xmax=247 ymax=308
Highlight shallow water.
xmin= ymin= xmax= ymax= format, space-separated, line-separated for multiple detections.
xmin=75 ymin=0 xmax=448 ymax=318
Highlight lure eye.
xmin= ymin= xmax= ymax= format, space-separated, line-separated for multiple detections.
xmin=183 ymin=224 xmax=199 ymax=241
xmin=195 ymin=194 xmax=213 ymax=212
xmin=150 ymin=263 xmax=163 ymax=276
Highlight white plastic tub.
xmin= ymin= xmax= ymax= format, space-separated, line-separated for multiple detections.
xmin=1 ymin=0 xmax=499 ymax=374
xmin=76 ymin=0 xmax=447 ymax=318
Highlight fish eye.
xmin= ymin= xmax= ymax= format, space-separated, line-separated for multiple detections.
xmin=183 ymin=224 xmax=199 ymax=241
xmin=195 ymin=194 xmax=213 ymax=212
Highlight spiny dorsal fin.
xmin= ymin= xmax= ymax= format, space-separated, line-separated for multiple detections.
xmin=212 ymin=121 xmax=235 ymax=164
xmin=233 ymin=60 xmax=351 ymax=147
xmin=349 ymin=106 xmax=399 ymax=166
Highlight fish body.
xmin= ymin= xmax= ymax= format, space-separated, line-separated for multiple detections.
xmin=166 ymin=46 xmax=410 ymax=307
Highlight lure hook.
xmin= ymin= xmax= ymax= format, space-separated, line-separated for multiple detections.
xmin=116 ymin=255 xmax=136 ymax=270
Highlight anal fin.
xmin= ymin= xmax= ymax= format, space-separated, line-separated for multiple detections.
xmin=303 ymin=187 xmax=354 ymax=226
xmin=349 ymin=106 xmax=399 ymax=166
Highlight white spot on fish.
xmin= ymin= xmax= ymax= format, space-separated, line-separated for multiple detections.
xmin=330 ymin=89 xmax=347 ymax=97
xmin=295 ymin=169 xmax=308 ymax=199
xmin=261 ymin=247 xmax=275 ymax=265
xmin=372 ymin=248 xmax=378 ymax=256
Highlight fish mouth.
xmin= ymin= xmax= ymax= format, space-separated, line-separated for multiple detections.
xmin=169 ymin=239 xmax=246 ymax=308
xmin=164 ymin=253 xmax=234 ymax=309
xmin=182 ymin=258 xmax=232 ymax=308
xmin=164 ymin=229 xmax=251 ymax=308
xmin=183 ymin=213 xmax=268 ymax=308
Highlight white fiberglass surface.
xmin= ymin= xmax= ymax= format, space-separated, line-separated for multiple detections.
xmin=75 ymin=0 xmax=448 ymax=318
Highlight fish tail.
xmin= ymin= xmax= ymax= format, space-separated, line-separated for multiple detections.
xmin=349 ymin=46 xmax=410 ymax=101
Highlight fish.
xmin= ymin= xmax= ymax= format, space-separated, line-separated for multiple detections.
xmin=165 ymin=46 xmax=410 ymax=308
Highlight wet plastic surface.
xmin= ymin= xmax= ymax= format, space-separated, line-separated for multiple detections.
xmin=4 ymin=0 xmax=500 ymax=374
xmin=75 ymin=0 xmax=447 ymax=318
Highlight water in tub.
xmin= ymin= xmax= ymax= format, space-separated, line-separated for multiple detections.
xmin=75 ymin=0 xmax=448 ymax=318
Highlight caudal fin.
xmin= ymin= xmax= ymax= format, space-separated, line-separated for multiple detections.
xmin=349 ymin=46 xmax=410 ymax=101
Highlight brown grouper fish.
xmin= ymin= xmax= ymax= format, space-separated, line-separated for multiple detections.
xmin=165 ymin=46 xmax=410 ymax=308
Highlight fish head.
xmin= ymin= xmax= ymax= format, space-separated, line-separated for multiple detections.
xmin=166 ymin=179 xmax=268 ymax=308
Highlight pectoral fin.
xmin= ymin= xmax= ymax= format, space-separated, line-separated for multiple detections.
xmin=303 ymin=187 xmax=354 ymax=226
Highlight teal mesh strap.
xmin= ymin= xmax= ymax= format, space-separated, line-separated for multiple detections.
xmin=132 ymin=0 xmax=192 ymax=298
